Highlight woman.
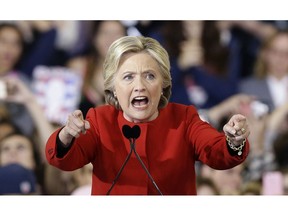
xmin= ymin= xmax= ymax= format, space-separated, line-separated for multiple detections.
xmin=0 ymin=23 xmax=35 ymax=137
xmin=45 ymin=36 xmax=250 ymax=195
xmin=0 ymin=132 xmax=39 ymax=171
xmin=239 ymin=30 xmax=288 ymax=112
xmin=0 ymin=132 xmax=42 ymax=194
xmin=0 ymin=23 xmax=24 ymax=76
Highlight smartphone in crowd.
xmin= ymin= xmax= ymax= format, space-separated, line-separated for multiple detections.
xmin=262 ymin=171 xmax=284 ymax=195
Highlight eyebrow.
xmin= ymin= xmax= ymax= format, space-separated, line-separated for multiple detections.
xmin=122 ymin=69 xmax=156 ymax=75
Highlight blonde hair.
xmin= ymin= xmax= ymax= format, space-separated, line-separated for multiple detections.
xmin=103 ymin=36 xmax=172 ymax=109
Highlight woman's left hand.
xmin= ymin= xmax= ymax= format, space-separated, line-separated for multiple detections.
xmin=223 ymin=114 xmax=250 ymax=146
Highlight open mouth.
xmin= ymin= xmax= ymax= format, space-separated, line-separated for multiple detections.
xmin=131 ymin=96 xmax=149 ymax=108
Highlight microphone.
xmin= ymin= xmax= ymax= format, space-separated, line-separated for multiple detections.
xmin=107 ymin=125 xmax=163 ymax=195
xmin=132 ymin=125 xmax=141 ymax=139
xmin=122 ymin=125 xmax=141 ymax=140
xmin=122 ymin=125 xmax=133 ymax=140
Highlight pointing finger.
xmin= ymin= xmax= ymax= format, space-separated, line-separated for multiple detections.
xmin=84 ymin=120 xmax=90 ymax=130
xmin=73 ymin=110 xmax=84 ymax=120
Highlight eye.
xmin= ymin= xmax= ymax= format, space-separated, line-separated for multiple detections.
xmin=17 ymin=143 xmax=29 ymax=151
xmin=123 ymin=74 xmax=134 ymax=81
xmin=0 ymin=145 xmax=10 ymax=153
xmin=146 ymin=73 xmax=155 ymax=80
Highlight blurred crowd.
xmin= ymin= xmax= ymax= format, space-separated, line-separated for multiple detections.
xmin=1 ymin=20 xmax=288 ymax=195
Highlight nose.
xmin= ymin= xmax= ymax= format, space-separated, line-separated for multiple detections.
xmin=6 ymin=149 xmax=18 ymax=163
xmin=9 ymin=149 xmax=18 ymax=158
xmin=134 ymin=76 xmax=146 ymax=92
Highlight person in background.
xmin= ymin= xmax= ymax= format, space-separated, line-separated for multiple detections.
xmin=200 ymin=163 xmax=244 ymax=195
xmin=0 ymin=23 xmax=24 ymax=78
xmin=2 ymin=76 xmax=54 ymax=159
xmin=67 ymin=21 xmax=127 ymax=117
xmin=0 ymin=23 xmax=35 ymax=137
xmin=226 ymin=21 xmax=278 ymax=78
xmin=155 ymin=21 xmax=240 ymax=109
xmin=197 ymin=93 xmax=254 ymax=130
xmin=271 ymin=107 xmax=288 ymax=189
xmin=0 ymin=132 xmax=40 ymax=170
xmin=45 ymin=36 xmax=250 ymax=195
xmin=0 ymin=131 xmax=43 ymax=193
xmin=0 ymin=76 xmax=79 ymax=195
xmin=239 ymin=30 xmax=288 ymax=112
xmin=199 ymin=91 xmax=275 ymax=184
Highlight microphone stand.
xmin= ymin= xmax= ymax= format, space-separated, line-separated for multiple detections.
xmin=107 ymin=125 xmax=163 ymax=195
xmin=106 ymin=141 xmax=134 ymax=195
xmin=131 ymin=138 xmax=163 ymax=195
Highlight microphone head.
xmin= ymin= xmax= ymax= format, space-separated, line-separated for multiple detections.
xmin=132 ymin=125 xmax=141 ymax=139
xmin=122 ymin=125 xmax=132 ymax=139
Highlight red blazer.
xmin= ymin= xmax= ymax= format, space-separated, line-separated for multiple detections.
xmin=45 ymin=103 xmax=249 ymax=195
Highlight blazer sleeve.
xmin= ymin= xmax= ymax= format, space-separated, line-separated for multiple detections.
xmin=45 ymin=108 xmax=100 ymax=171
xmin=186 ymin=106 xmax=249 ymax=170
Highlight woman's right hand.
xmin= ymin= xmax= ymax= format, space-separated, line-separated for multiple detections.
xmin=59 ymin=110 xmax=90 ymax=145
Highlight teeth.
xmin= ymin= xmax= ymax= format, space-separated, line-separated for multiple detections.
xmin=134 ymin=96 xmax=146 ymax=100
